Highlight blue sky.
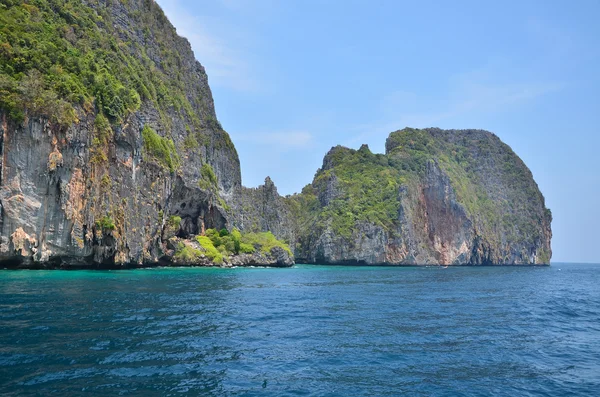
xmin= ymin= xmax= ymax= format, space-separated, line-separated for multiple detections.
xmin=156 ymin=0 xmax=600 ymax=263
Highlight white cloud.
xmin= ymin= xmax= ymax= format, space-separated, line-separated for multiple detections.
xmin=155 ymin=0 xmax=259 ymax=91
xmin=345 ymin=68 xmax=565 ymax=148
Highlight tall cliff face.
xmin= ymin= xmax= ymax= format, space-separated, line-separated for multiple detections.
xmin=0 ymin=0 xmax=241 ymax=267
xmin=288 ymin=128 xmax=552 ymax=265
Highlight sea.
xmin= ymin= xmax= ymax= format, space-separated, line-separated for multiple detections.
xmin=0 ymin=263 xmax=598 ymax=396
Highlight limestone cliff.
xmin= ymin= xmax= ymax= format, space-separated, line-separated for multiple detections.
xmin=288 ymin=128 xmax=552 ymax=265
xmin=0 ymin=0 xmax=244 ymax=267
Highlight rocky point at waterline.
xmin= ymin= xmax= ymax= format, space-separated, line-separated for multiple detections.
xmin=0 ymin=0 xmax=551 ymax=268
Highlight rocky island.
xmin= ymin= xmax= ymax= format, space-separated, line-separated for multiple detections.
xmin=288 ymin=128 xmax=552 ymax=265
xmin=0 ymin=0 xmax=551 ymax=268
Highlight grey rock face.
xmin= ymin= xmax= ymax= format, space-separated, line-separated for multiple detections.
xmin=229 ymin=177 xmax=296 ymax=249
xmin=228 ymin=247 xmax=294 ymax=268
xmin=303 ymin=221 xmax=389 ymax=265
xmin=0 ymin=0 xmax=238 ymax=268
xmin=291 ymin=128 xmax=552 ymax=266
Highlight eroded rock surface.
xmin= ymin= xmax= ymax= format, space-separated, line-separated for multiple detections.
xmin=288 ymin=128 xmax=552 ymax=265
xmin=0 ymin=0 xmax=240 ymax=268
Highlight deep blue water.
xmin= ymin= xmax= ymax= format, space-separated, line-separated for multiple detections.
xmin=1 ymin=263 xmax=599 ymax=396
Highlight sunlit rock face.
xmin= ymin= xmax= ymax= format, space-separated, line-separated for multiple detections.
xmin=0 ymin=0 xmax=240 ymax=267
xmin=288 ymin=128 xmax=552 ymax=265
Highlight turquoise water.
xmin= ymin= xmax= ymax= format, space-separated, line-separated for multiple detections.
xmin=1 ymin=264 xmax=599 ymax=396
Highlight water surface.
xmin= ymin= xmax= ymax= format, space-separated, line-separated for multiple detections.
xmin=1 ymin=263 xmax=599 ymax=396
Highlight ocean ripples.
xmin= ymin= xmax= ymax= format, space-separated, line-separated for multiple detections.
xmin=1 ymin=264 xmax=599 ymax=395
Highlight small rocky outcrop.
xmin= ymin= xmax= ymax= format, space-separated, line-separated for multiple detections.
xmin=230 ymin=177 xmax=296 ymax=248
xmin=165 ymin=244 xmax=293 ymax=268
xmin=161 ymin=231 xmax=294 ymax=268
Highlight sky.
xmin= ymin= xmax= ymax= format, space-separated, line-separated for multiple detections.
xmin=155 ymin=0 xmax=600 ymax=263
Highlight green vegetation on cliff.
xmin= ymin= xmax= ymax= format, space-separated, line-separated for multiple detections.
xmin=0 ymin=1 xmax=141 ymax=122
xmin=196 ymin=235 xmax=224 ymax=264
xmin=0 ymin=0 xmax=220 ymax=137
xmin=203 ymin=228 xmax=291 ymax=256
xmin=173 ymin=228 xmax=291 ymax=265
xmin=241 ymin=231 xmax=292 ymax=255
xmin=142 ymin=125 xmax=179 ymax=172
xmin=198 ymin=163 xmax=218 ymax=191
xmin=95 ymin=215 xmax=115 ymax=231
xmin=289 ymin=144 xmax=402 ymax=240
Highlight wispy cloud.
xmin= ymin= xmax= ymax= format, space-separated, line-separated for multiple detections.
xmin=345 ymin=68 xmax=565 ymax=148
xmin=448 ymin=67 xmax=565 ymax=112
xmin=155 ymin=0 xmax=259 ymax=91
xmin=233 ymin=131 xmax=313 ymax=150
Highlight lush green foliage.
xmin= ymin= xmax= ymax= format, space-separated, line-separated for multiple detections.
xmin=173 ymin=236 xmax=225 ymax=265
xmin=201 ymin=228 xmax=291 ymax=257
xmin=141 ymin=125 xmax=179 ymax=172
xmin=289 ymin=145 xmax=402 ymax=240
xmin=227 ymin=227 xmax=255 ymax=254
xmin=385 ymin=127 xmax=436 ymax=174
xmin=173 ymin=227 xmax=287 ymax=265
xmin=198 ymin=163 xmax=218 ymax=190
xmin=204 ymin=228 xmax=241 ymax=256
xmin=0 ymin=0 xmax=205 ymax=130
xmin=0 ymin=69 xmax=77 ymax=126
xmin=174 ymin=242 xmax=203 ymax=263
xmin=95 ymin=215 xmax=115 ymax=231
xmin=238 ymin=242 xmax=256 ymax=254
xmin=240 ymin=231 xmax=292 ymax=255
xmin=168 ymin=215 xmax=181 ymax=228
xmin=195 ymin=236 xmax=223 ymax=264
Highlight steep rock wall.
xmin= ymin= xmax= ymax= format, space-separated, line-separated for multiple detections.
xmin=0 ymin=0 xmax=240 ymax=267
xmin=289 ymin=128 xmax=552 ymax=265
